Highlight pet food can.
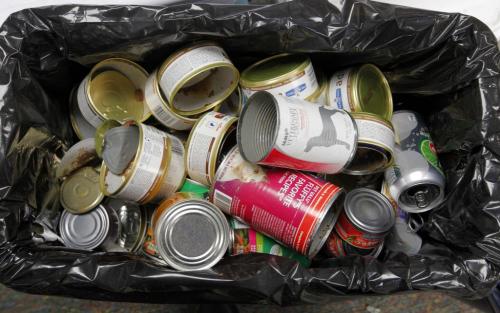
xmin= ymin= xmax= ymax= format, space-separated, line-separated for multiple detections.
xmin=327 ymin=64 xmax=392 ymax=121
xmin=157 ymin=42 xmax=239 ymax=116
xmin=69 ymin=87 xmax=96 ymax=140
xmin=238 ymin=91 xmax=357 ymax=174
xmin=324 ymin=231 xmax=384 ymax=258
xmin=240 ymin=54 xmax=319 ymax=102
xmin=56 ymin=138 xmax=99 ymax=178
xmin=305 ymin=71 xmax=328 ymax=106
xmin=186 ymin=111 xmax=238 ymax=186
xmin=60 ymin=166 xmax=104 ymax=214
xmin=334 ymin=188 xmax=395 ymax=249
xmin=144 ymin=70 xmax=198 ymax=131
xmin=76 ymin=58 xmax=151 ymax=128
xmin=100 ymin=122 xmax=186 ymax=204
xmin=211 ymin=146 xmax=345 ymax=258
xmin=214 ymin=86 xmax=243 ymax=117
xmin=343 ymin=112 xmax=395 ymax=175
xmin=384 ymin=110 xmax=445 ymax=213
xmin=152 ymin=192 xmax=230 ymax=271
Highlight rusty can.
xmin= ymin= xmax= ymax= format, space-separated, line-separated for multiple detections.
xmin=186 ymin=111 xmax=238 ymax=186
xmin=326 ymin=64 xmax=393 ymax=121
xmin=157 ymin=42 xmax=239 ymax=116
xmin=324 ymin=231 xmax=384 ymax=258
xmin=144 ymin=70 xmax=198 ymax=131
xmin=76 ymin=58 xmax=151 ymax=128
xmin=211 ymin=146 xmax=344 ymax=258
xmin=334 ymin=188 xmax=395 ymax=249
xmin=343 ymin=112 xmax=395 ymax=175
xmin=99 ymin=122 xmax=186 ymax=204
xmin=238 ymin=91 xmax=358 ymax=174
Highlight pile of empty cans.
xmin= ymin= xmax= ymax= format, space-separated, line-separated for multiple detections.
xmin=57 ymin=42 xmax=445 ymax=271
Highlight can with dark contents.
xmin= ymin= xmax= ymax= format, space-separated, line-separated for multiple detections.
xmin=238 ymin=91 xmax=358 ymax=174
xmin=240 ymin=54 xmax=319 ymax=102
xmin=325 ymin=172 xmax=383 ymax=192
xmin=323 ymin=231 xmax=384 ymax=258
xmin=334 ymin=188 xmax=395 ymax=249
xmin=69 ymin=87 xmax=96 ymax=140
xmin=59 ymin=204 xmax=120 ymax=251
xmin=211 ymin=146 xmax=344 ymax=258
xmin=77 ymin=58 xmax=151 ymax=128
xmin=186 ymin=112 xmax=238 ymax=186
xmin=152 ymin=192 xmax=230 ymax=271
xmin=343 ymin=112 xmax=395 ymax=175
xmin=157 ymin=42 xmax=239 ymax=116
xmin=384 ymin=110 xmax=445 ymax=213
xmin=326 ymin=64 xmax=393 ymax=121
xmin=228 ymin=217 xmax=311 ymax=267
xmin=144 ymin=70 xmax=198 ymax=131
xmin=100 ymin=122 xmax=186 ymax=204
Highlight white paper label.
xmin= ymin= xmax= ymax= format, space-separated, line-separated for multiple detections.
xmin=77 ymin=76 xmax=105 ymax=128
xmin=356 ymin=117 xmax=395 ymax=153
xmin=327 ymin=68 xmax=353 ymax=110
xmin=154 ymin=134 xmax=186 ymax=201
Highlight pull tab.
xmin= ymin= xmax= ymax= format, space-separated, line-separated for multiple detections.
xmin=408 ymin=214 xmax=424 ymax=232
xmin=414 ymin=190 xmax=429 ymax=208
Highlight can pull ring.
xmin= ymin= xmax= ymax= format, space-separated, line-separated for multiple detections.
xmin=407 ymin=214 xmax=424 ymax=232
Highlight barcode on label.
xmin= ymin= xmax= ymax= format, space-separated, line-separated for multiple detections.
xmin=214 ymin=189 xmax=232 ymax=213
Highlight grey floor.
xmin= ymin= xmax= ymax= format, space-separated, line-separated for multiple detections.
xmin=0 ymin=283 xmax=490 ymax=313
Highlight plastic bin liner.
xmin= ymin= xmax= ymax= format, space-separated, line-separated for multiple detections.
xmin=0 ymin=0 xmax=499 ymax=305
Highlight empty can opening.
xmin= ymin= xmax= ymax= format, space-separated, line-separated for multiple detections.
xmin=344 ymin=145 xmax=388 ymax=174
xmin=238 ymin=92 xmax=278 ymax=163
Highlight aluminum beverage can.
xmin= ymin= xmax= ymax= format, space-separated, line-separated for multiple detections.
xmin=384 ymin=110 xmax=445 ymax=213
xmin=238 ymin=91 xmax=358 ymax=174
xmin=211 ymin=146 xmax=344 ymax=258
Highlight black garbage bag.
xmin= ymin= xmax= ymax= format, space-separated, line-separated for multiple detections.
xmin=0 ymin=0 xmax=499 ymax=305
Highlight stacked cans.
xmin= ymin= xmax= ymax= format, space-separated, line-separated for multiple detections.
xmin=54 ymin=46 xmax=445 ymax=272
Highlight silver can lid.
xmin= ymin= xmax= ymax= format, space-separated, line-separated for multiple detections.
xmin=59 ymin=205 xmax=110 ymax=250
xmin=154 ymin=199 xmax=230 ymax=271
xmin=104 ymin=198 xmax=146 ymax=252
xmin=344 ymin=188 xmax=395 ymax=234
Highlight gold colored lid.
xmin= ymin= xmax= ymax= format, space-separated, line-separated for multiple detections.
xmin=60 ymin=166 xmax=104 ymax=214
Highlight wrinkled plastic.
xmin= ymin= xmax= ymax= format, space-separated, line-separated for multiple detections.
xmin=0 ymin=0 xmax=499 ymax=305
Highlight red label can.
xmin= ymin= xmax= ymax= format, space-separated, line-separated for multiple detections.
xmin=211 ymin=146 xmax=344 ymax=258
xmin=335 ymin=211 xmax=385 ymax=249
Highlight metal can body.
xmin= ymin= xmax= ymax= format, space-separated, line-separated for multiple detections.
xmin=343 ymin=112 xmax=395 ymax=175
xmin=144 ymin=70 xmax=198 ymax=131
xmin=334 ymin=188 xmax=395 ymax=249
xmin=305 ymin=71 xmax=328 ymax=106
xmin=326 ymin=64 xmax=393 ymax=121
xmin=384 ymin=110 xmax=445 ymax=213
xmin=100 ymin=123 xmax=186 ymax=204
xmin=158 ymin=42 xmax=239 ymax=116
xmin=179 ymin=178 xmax=210 ymax=199
xmin=77 ymin=58 xmax=151 ymax=128
xmin=324 ymin=231 xmax=383 ymax=258
xmin=238 ymin=91 xmax=358 ymax=174
xmin=214 ymin=86 xmax=243 ymax=117
xmin=152 ymin=192 xmax=230 ymax=271
xmin=186 ymin=112 xmax=238 ymax=186
xmin=228 ymin=218 xmax=311 ymax=267
xmin=211 ymin=146 xmax=344 ymax=258
xmin=240 ymin=54 xmax=319 ymax=102
xmin=69 ymin=87 xmax=96 ymax=140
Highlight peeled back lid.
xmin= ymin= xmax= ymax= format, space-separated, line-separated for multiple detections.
xmin=344 ymin=188 xmax=396 ymax=233
xmin=59 ymin=205 xmax=110 ymax=250
xmin=102 ymin=125 xmax=139 ymax=175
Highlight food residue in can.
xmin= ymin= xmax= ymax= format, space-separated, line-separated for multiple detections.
xmin=56 ymin=138 xmax=99 ymax=179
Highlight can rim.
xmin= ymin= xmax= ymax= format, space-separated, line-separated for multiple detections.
xmin=337 ymin=110 xmax=359 ymax=173
xmin=59 ymin=205 xmax=110 ymax=250
xmin=305 ymin=70 xmax=327 ymax=102
xmin=342 ymin=144 xmax=391 ymax=176
xmin=209 ymin=145 xmax=239 ymax=202
xmin=60 ymin=166 xmax=104 ymax=214
xmin=86 ymin=58 xmax=151 ymax=122
xmin=351 ymin=64 xmax=393 ymax=121
xmin=398 ymin=182 xmax=445 ymax=213
xmin=350 ymin=111 xmax=394 ymax=131
xmin=240 ymin=53 xmax=310 ymax=88
xmin=214 ymin=86 xmax=243 ymax=117
xmin=69 ymin=87 xmax=85 ymax=140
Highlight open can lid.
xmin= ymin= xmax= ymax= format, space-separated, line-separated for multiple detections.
xmin=60 ymin=166 xmax=104 ymax=214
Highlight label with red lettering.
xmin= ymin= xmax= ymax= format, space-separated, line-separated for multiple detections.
xmin=212 ymin=146 xmax=342 ymax=256
xmin=335 ymin=211 xmax=385 ymax=249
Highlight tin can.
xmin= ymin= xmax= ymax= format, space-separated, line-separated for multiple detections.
xmin=59 ymin=204 xmax=120 ymax=250
xmin=238 ymin=91 xmax=358 ymax=174
xmin=214 ymin=86 xmax=243 ymax=117
xmin=152 ymin=192 xmax=230 ymax=271
xmin=240 ymin=54 xmax=319 ymax=102
xmin=56 ymin=138 xmax=98 ymax=178
xmin=179 ymin=178 xmax=210 ymax=199
xmin=211 ymin=146 xmax=344 ymax=258
xmin=384 ymin=110 xmax=445 ymax=213
xmin=228 ymin=217 xmax=311 ymax=267
xmin=324 ymin=231 xmax=384 ymax=258
xmin=77 ymin=58 xmax=151 ymax=128
xmin=158 ymin=42 xmax=239 ymax=116
xmin=69 ymin=87 xmax=96 ymax=140
xmin=186 ymin=112 xmax=238 ymax=186
xmin=305 ymin=71 xmax=327 ymax=106
xmin=100 ymin=122 xmax=186 ymax=204
xmin=326 ymin=64 xmax=393 ymax=121
xmin=101 ymin=198 xmax=147 ymax=253
xmin=60 ymin=166 xmax=104 ymax=214
xmin=343 ymin=112 xmax=395 ymax=175
xmin=94 ymin=120 xmax=121 ymax=158
xmin=144 ymin=70 xmax=198 ymax=131
xmin=334 ymin=188 xmax=395 ymax=249
xmin=141 ymin=206 xmax=168 ymax=265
